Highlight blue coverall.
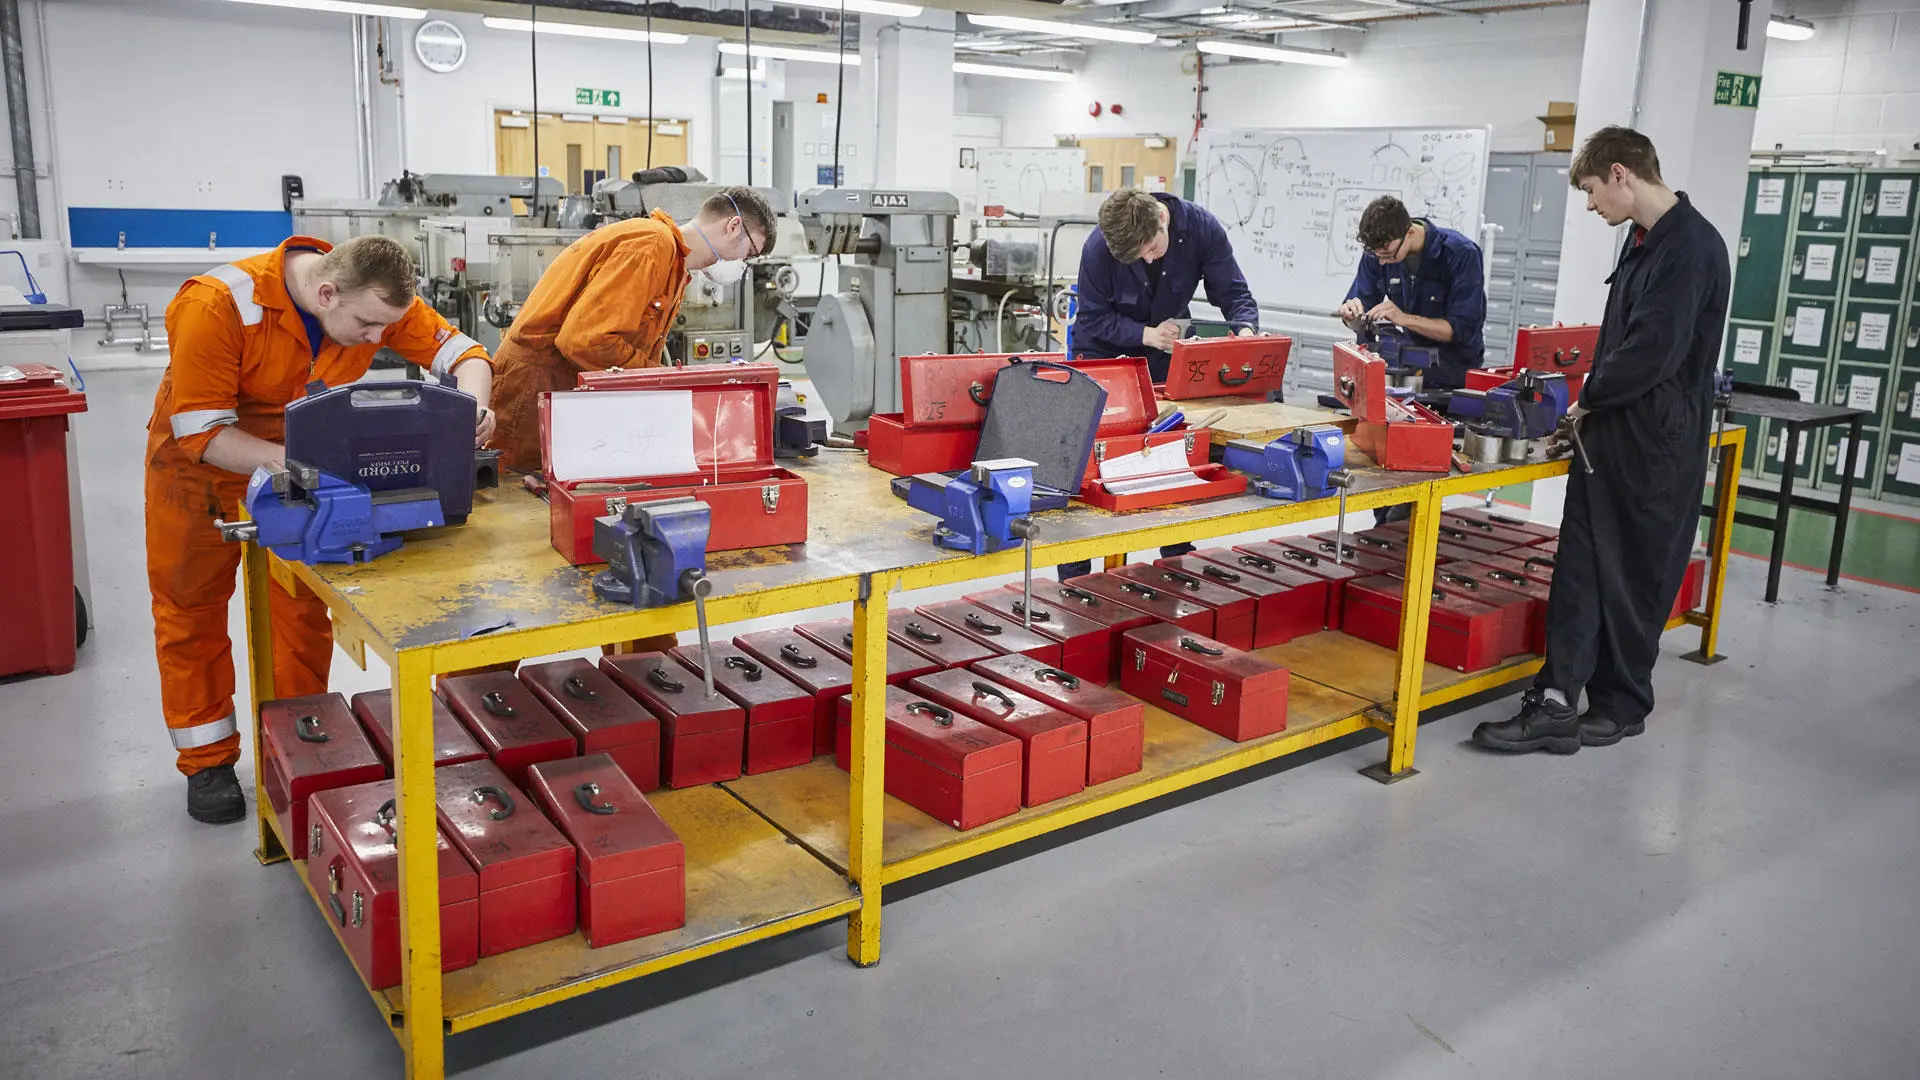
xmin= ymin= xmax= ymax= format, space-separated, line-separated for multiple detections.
xmin=1343 ymin=218 xmax=1487 ymax=391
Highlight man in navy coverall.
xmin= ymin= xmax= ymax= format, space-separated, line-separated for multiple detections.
xmin=1472 ymin=126 xmax=1730 ymax=755
xmin=1335 ymin=195 xmax=1488 ymax=393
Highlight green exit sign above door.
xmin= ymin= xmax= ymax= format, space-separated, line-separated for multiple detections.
xmin=576 ymin=88 xmax=621 ymax=107
xmin=1714 ymin=71 xmax=1761 ymax=108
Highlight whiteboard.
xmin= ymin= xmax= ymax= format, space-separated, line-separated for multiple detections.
xmin=1195 ymin=126 xmax=1490 ymax=314
xmin=975 ymin=147 xmax=1086 ymax=216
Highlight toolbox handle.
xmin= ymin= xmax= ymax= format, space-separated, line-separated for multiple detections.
xmin=374 ymin=799 xmax=397 ymax=831
xmin=1200 ymin=563 xmax=1242 ymax=584
xmin=968 ymin=381 xmax=992 ymax=407
xmin=1438 ymin=526 xmax=1470 ymax=541
xmin=1555 ymin=348 xmax=1580 ymax=367
xmin=1355 ymin=534 xmax=1394 ymax=550
xmin=1011 ymin=600 xmax=1051 ymax=622
xmin=724 ymin=655 xmax=764 ymax=681
xmin=1316 ymin=541 xmax=1360 ymax=559
xmin=562 ymin=675 xmax=600 ymax=701
xmin=1179 ymin=637 xmax=1225 ymax=656
xmin=1488 ymin=568 xmax=1528 ymax=585
xmin=295 ymin=713 xmax=331 ymax=743
xmin=1216 ymin=363 xmax=1255 ymax=388
xmin=1236 ymin=553 xmax=1278 ymax=572
xmin=905 ymin=701 xmax=954 ymax=727
xmin=778 ymin=643 xmax=820 ymax=667
xmin=970 ymin=680 xmax=1017 ymax=709
xmin=1118 ymin=581 xmax=1161 ymax=600
xmin=575 ymin=782 xmax=618 ymax=815
xmin=1489 ymin=514 xmax=1531 ymax=528
xmin=347 ymin=385 xmax=424 ymax=409
xmin=1159 ymin=568 xmax=1204 ymax=590
xmin=963 ymin=612 xmax=1004 ymax=636
xmin=647 ymin=665 xmax=687 ymax=692
xmin=480 ymin=690 xmax=518 ymax=718
xmin=1059 ymin=586 xmax=1102 ymax=607
xmin=1524 ymin=555 xmax=1556 ymax=570
xmin=1036 ymin=667 xmax=1081 ymax=689
xmin=1279 ymin=548 xmax=1320 ymax=567
xmin=902 ymin=621 xmax=944 ymax=645
xmin=1431 ymin=589 xmax=1447 ymax=604
xmin=471 ymin=785 xmax=516 ymax=821
xmin=1458 ymin=518 xmax=1496 ymax=532
xmin=1438 ymin=571 xmax=1478 ymax=590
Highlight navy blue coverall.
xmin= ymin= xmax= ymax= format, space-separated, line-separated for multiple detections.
xmin=1071 ymin=194 xmax=1260 ymax=382
xmin=1537 ymin=193 xmax=1730 ymax=727
xmin=1342 ymin=219 xmax=1487 ymax=391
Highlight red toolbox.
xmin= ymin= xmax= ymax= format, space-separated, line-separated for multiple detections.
xmin=438 ymin=671 xmax=576 ymax=790
xmin=834 ymin=684 xmax=924 ymax=771
xmin=260 ymin=692 xmax=388 ymax=860
xmin=962 ymin=586 xmax=1115 ymax=685
xmin=1021 ymin=578 xmax=1156 ymax=673
xmin=867 ymin=353 xmax=1037 ymax=475
xmin=1443 ymin=561 xmax=1551 ymax=654
xmin=1119 ymin=623 xmax=1288 ymax=742
xmin=1341 ymin=574 xmax=1522 ymax=673
xmin=1109 ymin=562 xmax=1257 ymax=650
xmin=1428 ymin=511 xmax=1550 ymax=550
xmin=915 ymin=599 xmax=1063 ymax=666
xmin=1514 ymin=323 xmax=1597 ymax=400
xmin=517 ymin=659 xmax=661 ymax=792
xmin=527 ymin=754 xmax=686 ymax=948
xmin=306 ymin=779 xmax=479 ymax=991
xmin=1162 ymin=335 xmax=1291 ymax=400
xmin=1236 ymin=541 xmax=1361 ymax=631
xmin=908 ymin=668 xmax=1089 ymax=807
xmin=1064 ymin=570 xmax=1215 ymax=638
xmin=1077 ymin=462 xmax=1249 ymax=512
xmin=1067 ymin=355 xmax=1211 ymax=472
xmin=970 ymin=654 xmax=1144 ymax=786
xmin=1442 ymin=507 xmax=1558 ymax=541
xmin=837 ymin=687 xmax=1024 ymax=830
xmin=1432 ymin=570 xmax=1532 ymax=660
xmin=1174 ymin=551 xmax=1327 ymax=648
xmin=434 ymin=759 xmax=577 ymax=956
xmin=0 ymin=362 xmax=86 ymax=678
xmin=1335 ymin=342 xmax=1454 ymax=472
xmin=546 ymin=365 xmax=807 ymax=562
xmin=670 ymin=641 xmax=814 ymax=774
xmin=886 ymin=608 xmax=997 ymax=669
xmin=1280 ymin=534 xmax=1404 ymax=577
xmin=796 ymin=617 xmax=941 ymax=687
xmin=350 ymin=690 xmax=487 ymax=770
xmin=1534 ymin=538 xmax=1560 ymax=556
xmin=1472 ymin=549 xmax=1558 ymax=587
xmin=1672 ymin=555 xmax=1706 ymax=619
xmin=600 ymin=652 xmax=746 ymax=787
xmin=1343 ymin=527 xmax=1485 ymax=566
xmin=734 ymin=628 xmax=854 ymax=755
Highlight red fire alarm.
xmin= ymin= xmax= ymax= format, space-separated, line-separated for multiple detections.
xmin=1111 ymin=104 xmax=1125 ymax=116
xmin=1088 ymin=101 xmax=1103 ymax=117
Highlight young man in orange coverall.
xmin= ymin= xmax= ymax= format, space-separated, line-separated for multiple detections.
xmin=149 ymin=235 xmax=495 ymax=824
xmin=488 ymin=186 xmax=777 ymax=473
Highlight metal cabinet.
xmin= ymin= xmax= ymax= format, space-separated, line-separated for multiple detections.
xmin=1483 ymin=151 xmax=1570 ymax=367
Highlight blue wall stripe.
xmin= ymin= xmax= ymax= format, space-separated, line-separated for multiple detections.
xmin=67 ymin=207 xmax=293 ymax=250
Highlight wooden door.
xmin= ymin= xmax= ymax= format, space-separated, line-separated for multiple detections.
xmin=495 ymin=110 xmax=689 ymax=191
xmin=1079 ymin=137 xmax=1179 ymax=194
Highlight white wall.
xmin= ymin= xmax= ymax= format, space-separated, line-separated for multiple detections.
xmin=1755 ymin=0 xmax=1920 ymax=152
xmin=781 ymin=62 xmax=874 ymax=192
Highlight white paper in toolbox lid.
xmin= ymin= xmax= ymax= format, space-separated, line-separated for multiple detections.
xmin=548 ymin=389 xmax=699 ymax=483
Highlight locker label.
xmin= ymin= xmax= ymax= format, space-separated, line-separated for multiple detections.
xmin=1858 ymin=311 xmax=1890 ymax=351
xmin=1882 ymin=178 xmax=1912 ymax=217
xmin=1901 ymin=444 xmax=1920 ymax=485
xmin=1832 ymin=437 xmax=1871 ymax=480
xmin=1734 ymin=327 xmax=1764 ymax=368
xmin=1788 ymin=368 xmax=1820 ymax=401
xmin=1814 ymin=179 xmax=1847 ymax=218
xmin=1866 ymin=245 xmax=1901 ymax=285
xmin=1756 ymin=177 xmax=1787 ymax=215
xmin=1849 ymin=374 xmax=1882 ymax=412
xmin=1790 ymin=307 xmax=1826 ymax=348
xmin=1804 ymin=244 xmax=1836 ymax=282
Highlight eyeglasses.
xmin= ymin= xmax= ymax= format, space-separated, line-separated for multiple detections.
xmin=1369 ymin=235 xmax=1406 ymax=261
xmin=726 ymin=193 xmax=764 ymax=259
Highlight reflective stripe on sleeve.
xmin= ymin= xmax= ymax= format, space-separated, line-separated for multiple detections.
xmin=202 ymin=264 xmax=263 ymax=326
xmin=169 ymin=408 xmax=239 ymax=439
xmin=429 ymin=332 xmax=482 ymax=377
xmin=170 ymin=712 xmax=239 ymax=749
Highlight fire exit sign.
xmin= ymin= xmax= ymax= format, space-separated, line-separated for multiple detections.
xmin=1714 ymin=71 xmax=1761 ymax=109
xmin=576 ymin=88 xmax=621 ymax=107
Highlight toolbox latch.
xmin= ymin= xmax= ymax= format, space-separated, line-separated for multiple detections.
xmin=1133 ymin=648 xmax=1145 ymax=672
xmin=1211 ymin=681 xmax=1225 ymax=706
xmin=762 ymin=484 xmax=780 ymax=512
xmin=310 ymin=824 xmax=324 ymax=858
xmin=606 ymin=495 xmax=630 ymax=516
xmin=1094 ymin=442 xmax=1107 ymax=464
xmin=1184 ymin=432 xmax=1197 ymax=454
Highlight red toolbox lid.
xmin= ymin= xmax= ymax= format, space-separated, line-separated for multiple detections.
xmin=543 ymin=364 xmax=778 ymax=482
xmin=1470 ymin=549 xmax=1557 ymax=585
xmin=883 ymin=695 xmax=1022 ymax=778
xmin=434 ymin=759 xmax=576 ymax=890
xmin=438 ymin=671 xmax=576 ymax=760
xmin=0 ymin=363 xmax=86 ymax=420
xmin=1434 ymin=513 xmax=1550 ymax=550
xmin=1445 ymin=560 xmax=1552 ymax=603
xmin=1063 ymin=355 xmax=1159 ymax=436
xmin=1017 ymin=578 xmax=1157 ymax=631
xmin=1443 ymin=507 xmax=1559 ymax=540
xmin=733 ymin=628 xmax=856 ymax=695
xmin=1435 ymin=565 xmax=1543 ymax=610
xmin=898 ymin=353 xmax=1051 ymax=429
xmin=261 ymin=692 xmax=386 ymax=796
xmin=1242 ymin=540 xmax=1366 ymax=583
xmin=885 ymin=609 xmax=996 ymax=668
xmin=906 ymin=668 xmax=1086 ymax=746
xmin=517 ymin=659 xmax=658 ymax=753
xmin=1292 ymin=534 xmax=1403 ymax=575
xmin=1163 ymin=336 xmax=1291 ymax=398
xmin=1333 ymin=342 xmax=1388 ymax=422
xmin=311 ymin=778 xmax=478 ymax=919
xmin=1110 ymin=561 xmax=1255 ymax=613
xmin=1346 ymin=573 xmax=1494 ymax=634
xmin=526 ymin=754 xmax=682 ymax=884
xmin=915 ymin=599 xmax=1059 ymax=658
xmin=1189 ymin=548 xmax=1324 ymax=592
xmin=969 ymin=653 xmax=1142 ymax=725
xmin=964 ymin=586 xmax=1113 ymax=646
xmin=1156 ymin=553 xmax=1290 ymax=599
xmin=1121 ymin=622 xmax=1288 ymax=694
xmin=668 ymin=640 xmax=813 ymax=716
xmin=1515 ymin=323 xmax=1598 ymax=376
xmin=795 ymin=618 xmax=941 ymax=682
xmin=350 ymin=690 xmax=487 ymax=766
xmin=599 ymin=652 xmax=746 ymax=735
xmin=1066 ymin=570 xmax=1214 ymax=627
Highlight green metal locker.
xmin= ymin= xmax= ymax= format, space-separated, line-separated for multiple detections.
xmin=1732 ymin=170 xmax=1797 ymax=322
xmin=1820 ymin=427 xmax=1879 ymax=490
xmin=1830 ymin=362 xmax=1892 ymax=416
xmin=1787 ymin=233 xmax=1849 ymax=297
xmin=1882 ymin=433 xmax=1920 ymax=501
xmin=1722 ymin=321 xmax=1773 ymax=383
xmin=1727 ymin=410 xmax=1768 ymax=471
xmin=1855 ymin=170 xmax=1920 ymax=235
xmin=1835 ymin=300 xmax=1901 ymax=366
xmin=1891 ymin=367 xmax=1920 ymax=434
xmin=1797 ymin=171 xmax=1857 ymax=233
xmin=1778 ymin=296 xmax=1837 ymax=359
xmin=1841 ymin=235 xmax=1911 ymax=301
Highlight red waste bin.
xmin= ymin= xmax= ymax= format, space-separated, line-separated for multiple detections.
xmin=0 ymin=363 xmax=87 ymax=677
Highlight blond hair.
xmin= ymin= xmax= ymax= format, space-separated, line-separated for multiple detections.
xmin=316 ymin=235 xmax=417 ymax=307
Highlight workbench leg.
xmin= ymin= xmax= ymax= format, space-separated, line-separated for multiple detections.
xmin=1766 ymin=425 xmax=1800 ymax=604
xmin=1685 ymin=426 xmax=1741 ymax=666
xmin=847 ymin=575 xmax=888 ymax=968
xmin=242 ymin=541 xmax=286 ymax=867
xmin=1827 ymin=416 xmax=1863 ymax=590
xmin=394 ymin=650 xmax=447 ymax=1080
xmin=1361 ymin=488 xmax=1439 ymax=785
xmin=1101 ymin=552 xmax=1128 ymax=571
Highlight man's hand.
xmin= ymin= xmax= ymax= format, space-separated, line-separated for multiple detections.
xmin=1235 ymin=327 xmax=1257 ymax=338
xmin=1335 ymin=298 xmax=1366 ymax=322
xmin=1141 ymin=320 xmax=1181 ymax=353
xmin=1365 ymin=298 xmax=1406 ymax=326
xmin=475 ymin=407 xmax=496 ymax=448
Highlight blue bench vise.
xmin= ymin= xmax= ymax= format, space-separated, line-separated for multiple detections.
xmin=1447 ymin=369 xmax=1570 ymax=439
xmin=1222 ymin=424 xmax=1351 ymax=502
xmin=903 ymin=457 xmax=1042 ymax=556
xmin=591 ymin=495 xmax=712 ymax=608
xmin=215 ymin=460 xmax=446 ymax=563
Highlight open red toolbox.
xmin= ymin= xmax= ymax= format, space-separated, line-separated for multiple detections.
xmin=1067 ymin=355 xmax=1244 ymax=510
xmin=1513 ymin=323 xmax=1597 ymax=400
xmin=1161 ymin=335 xmax=1292 ymax=400
xmin=546 ymin=364 xmax=806 ymax=563
xmin=1334 ymin=341 xmax=1454 ymax=472
xmin=867 ymin=353 xmax=1052 ymax=475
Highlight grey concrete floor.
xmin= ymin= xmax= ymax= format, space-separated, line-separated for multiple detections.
xmin=3 ymin=369 xmax=1918 ymax=1080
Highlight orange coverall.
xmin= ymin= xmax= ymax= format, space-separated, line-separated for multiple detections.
xmin=489 ymin=211 xmax=691 ymax=473
xmin=148 ymin=236 xmax=490 ymax=774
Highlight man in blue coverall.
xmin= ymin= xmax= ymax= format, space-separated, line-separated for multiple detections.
xmin=1335 ymin=195 xmax=1487 ymax=392
xmin=1059 ymin=188 xmax=1261 ymax=579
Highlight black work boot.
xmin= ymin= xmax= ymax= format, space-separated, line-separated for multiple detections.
xmin=1471 ymin=688 xmax=1580 ymax=755
xmin=186 ymin=765 xmax=246 ymax=824
xmin=1579 ymin=712 xmax=1646 ymax=747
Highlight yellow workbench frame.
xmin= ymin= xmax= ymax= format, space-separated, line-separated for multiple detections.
xmin=241 ymin=425 xmax=1743 ymax=1080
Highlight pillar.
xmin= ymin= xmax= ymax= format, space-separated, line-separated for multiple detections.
xmin=860 ymin=10 xmax=956 ymax=190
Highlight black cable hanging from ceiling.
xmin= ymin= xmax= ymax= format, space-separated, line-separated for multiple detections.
xmin=743 ymin=0 xmax=754 ymax=186
xmin=530 ymin=1 xmax=542 ymax=212
xmin=646 ymin=6 xmax=655 ymax=168
xmin=833 ymin=0 xmax=845 ymax=188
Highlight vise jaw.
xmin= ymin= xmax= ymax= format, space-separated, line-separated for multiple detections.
xmin=591 ymin=496 xmax=713 ymax=609
xmin=924 ymin=457 xmax=1040 ymax=556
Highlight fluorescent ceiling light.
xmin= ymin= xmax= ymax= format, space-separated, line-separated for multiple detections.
xmin=483 ymin=16 xmax=689 ymax=45
xmin=1197 ymin=39 xmax=1347 ymax=67
xmin=719 ymin=42 xmax=861 ymax=65
xmin=954 ymin=61 xmax=1075 ymax=82
xmin=782 ymin=0 xmax=925 ymax=17
xmin=223 ymin=0 xmax=427 ymax=16
xmin=964 ymin=14 xmax=1156 ymax=45
xmin=1767 ymin=15 xmax=1816 ymax=41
